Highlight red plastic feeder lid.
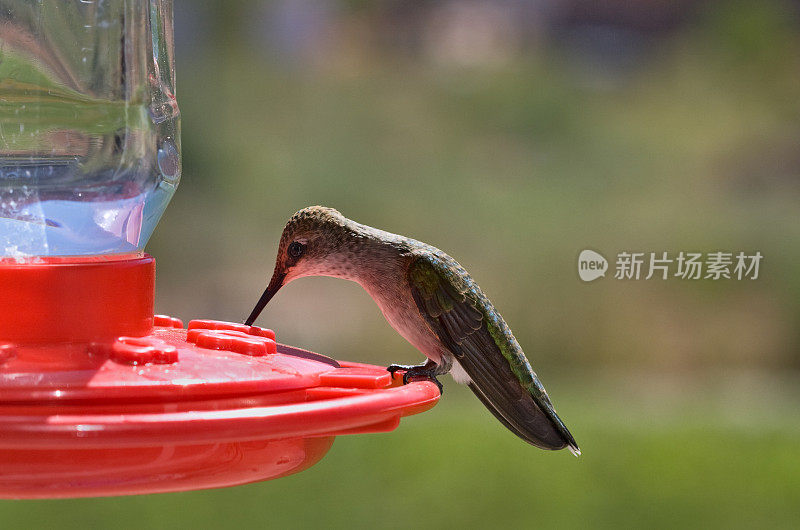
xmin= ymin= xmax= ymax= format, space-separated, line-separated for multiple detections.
xmin=0 ymin=319 xmax=439 ymax=498
xmin=0 ymin=319 xmax=440 ymax=446
xmin=0 ymin=256 xmax=439 ymax=498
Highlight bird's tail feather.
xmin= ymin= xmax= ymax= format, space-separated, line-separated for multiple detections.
xmin=467 ymin=381 xmax=579 ymax=455
xmin=455 ymin=346 xmax=580 ymax=454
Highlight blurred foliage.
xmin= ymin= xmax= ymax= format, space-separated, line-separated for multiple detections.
xmin=2 ymin=378 xmax=799 ymax=528
xmin=4 ymin=0 xmax=800 ymax=527
xmin=152 ymin=0 xmax=800 ymax=374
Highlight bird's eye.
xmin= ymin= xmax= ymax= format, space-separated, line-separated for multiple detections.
xmin=288 ymin=241 xmax=305 ymax=259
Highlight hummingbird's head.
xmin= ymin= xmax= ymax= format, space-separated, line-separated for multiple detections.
xmin=245 ymin=206 xmax=357 ymax=325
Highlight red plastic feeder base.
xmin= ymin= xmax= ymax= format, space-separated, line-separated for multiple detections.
xmin=0 ymin=254 xmax=439 ymax=498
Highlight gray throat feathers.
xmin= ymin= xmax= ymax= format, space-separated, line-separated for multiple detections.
xmin=340 ymin=224 xmax=451 ymax=366
xmin=332 ymin=222 xmax=416 ymax=291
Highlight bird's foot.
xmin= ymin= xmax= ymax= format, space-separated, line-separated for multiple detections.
xmin=387 ymin=363 xmax=444 ymax=393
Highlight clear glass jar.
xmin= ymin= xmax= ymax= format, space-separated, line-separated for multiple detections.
xmin=0 ymin=0 xmax=179 ymax=257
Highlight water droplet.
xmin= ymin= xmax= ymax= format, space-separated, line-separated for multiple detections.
xmin=157 ymin=139 xmax=180 ymax=181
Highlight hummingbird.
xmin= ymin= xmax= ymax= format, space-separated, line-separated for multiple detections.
xmin=245 ymin=206 xmax=580 ymax=455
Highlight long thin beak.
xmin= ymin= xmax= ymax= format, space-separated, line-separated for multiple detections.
xmin=244 ymin=269 xmax=286 ymax=326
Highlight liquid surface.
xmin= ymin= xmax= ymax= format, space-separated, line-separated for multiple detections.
xmin=0 ymin=1 xmax=179 ymax=257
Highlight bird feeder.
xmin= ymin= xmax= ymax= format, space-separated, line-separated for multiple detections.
xmin=0 ymin=1 xmax=438 ymax=498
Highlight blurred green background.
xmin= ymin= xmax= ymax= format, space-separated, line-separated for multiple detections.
xmin=4 ymin=0 xmax=800 ymax=527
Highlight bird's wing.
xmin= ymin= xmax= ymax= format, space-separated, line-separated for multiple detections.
xmin=407 ymin=254 xmax=579 ymax=453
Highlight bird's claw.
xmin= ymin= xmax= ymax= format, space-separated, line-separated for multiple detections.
xmin=386 ymin=363 xmax=414 ymax=376
xmin=386 ymin=364 xmax=443 ymax=394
